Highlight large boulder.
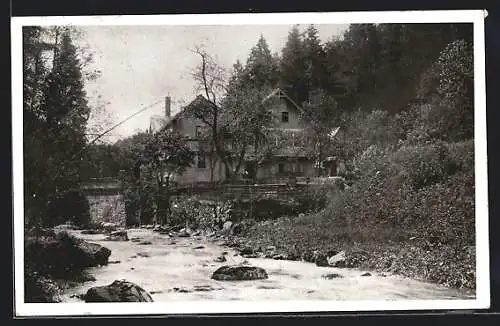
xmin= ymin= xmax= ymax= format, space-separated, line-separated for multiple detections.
xmin=25 ymin=231 xmax=111 ymax=277
xmin=211 ymin=265 xmax=268 ymax=281
xmin=84 ymin=280 xmax=154 ymax=302
xmin=77 ymin=241 xmax=112 ymax=266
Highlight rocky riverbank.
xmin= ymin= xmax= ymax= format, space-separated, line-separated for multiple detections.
xmin=59 ymin=227 xmax=472 ymax=302
xmin=24 ymin=223 xmax=113 ymax=302
xmin=217 ymin=218 xmax=476 ymax=294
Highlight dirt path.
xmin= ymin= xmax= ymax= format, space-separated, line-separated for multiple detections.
xmin=60 ymin=228 xmax=474 ymax=302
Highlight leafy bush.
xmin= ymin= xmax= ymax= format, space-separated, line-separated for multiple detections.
xmin=45 ymin=190 xmax=91 ymax=227
xmin=171 ymin=197 xmax=232 ymax=230
xmin=393 ymin=142 xmax=451 ymax=189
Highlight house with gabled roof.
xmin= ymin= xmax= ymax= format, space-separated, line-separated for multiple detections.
xmin=150 ymin=88 xmax=341 ymax=185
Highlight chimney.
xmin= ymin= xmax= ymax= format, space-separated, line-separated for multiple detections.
xmin=165 ymin=96 xmax=171 ymax=118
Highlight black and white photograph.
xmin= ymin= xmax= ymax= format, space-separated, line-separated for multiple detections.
xmin=12 ymin=10 xmax=489 ymax=316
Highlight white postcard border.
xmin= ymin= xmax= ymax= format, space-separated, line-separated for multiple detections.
xmin=11 ymin=10 xmax=490 ymax=317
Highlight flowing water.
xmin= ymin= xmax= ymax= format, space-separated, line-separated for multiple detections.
xmin=60 ymin=228 xmax=474 ymax=302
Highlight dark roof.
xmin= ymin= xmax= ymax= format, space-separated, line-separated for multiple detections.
xmin=160 ymin=95 xmax=211 ymax=130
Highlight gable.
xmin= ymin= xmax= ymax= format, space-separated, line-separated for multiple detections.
xmin=262 ymin=88 xmax=304 ymax=115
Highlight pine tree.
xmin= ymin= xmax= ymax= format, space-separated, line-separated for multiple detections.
xmin=303 ymin=25 xmax=327 ymax=98
xmin=280 ymin=25 xmax=308 ymax=105
xmin=245 ymin=35 xmax=279 ymax=89
xmin=38 ymin=29 xmax=91 ymax=225
xmin=23 ymin=26 xmax=53 ymax=228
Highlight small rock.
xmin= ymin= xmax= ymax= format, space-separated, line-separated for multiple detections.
xmin=314 ymin=252 xmax=329 ymax=267
xmin=211 ymin=265 xmax=268 ymax=281
xmin=193 ymin=285 xmax=220 ymax=292
xmin=223 ymin=221 xmax=233 ymax=232
xmin=221 ymin=251 xmax=228 ymax=255
xmin=169 ymin=241 xmax=177 ymax=245
xmin=81 ymin=229 xmax=101 ymax=235
xmin=322 ymin=273 xmax=344 ymax=279
xmin=137 ymin=252 xmax=150 ymax=258
xmin=272 ymin=254 xmax=287 ymax=260
xmin=242 ymin=253 xmax=258 ymax=258
xmin=286 ymin=252 xmax=300 ymax=261
xmin=70 ymin=293 xmax=85 ymax=299
xmin=153 ymin=225 xmax=167 ymax=233
xmin=239 ymin=247 xmax=254 ymax=255
xmin=101 ymin=222 xmax=118 ymax=233
xmin=130 ymin=237 xmax=142 ymax=243
xmin=361 ymin=272 xmax=372 ymax=277
xmin=109 ymin=260 xmax=121 ymax=264
xmin=130 ymin=255 xmax=137 ymax=259
xmin=193 ymin=245 xmax=205 ymax=250
xmin=104 ymin=230 xmax=129 ymax=242
xmin=214 ymin=255 xmax=227 ymax=263
xmin=327 ymin=250 xmax=346 ymax=267
xmin=150 ymin=290 xmax=163 ymax=294
xmin=177 ymin=230 xmax=190 ymax=238
xmin=138 ymin=241 xmax=152 ymax=245
xmin=173 ymin=287 xmax=190 ymax=293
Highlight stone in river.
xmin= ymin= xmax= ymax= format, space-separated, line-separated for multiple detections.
xmin=104 ymin=230 xmax=129 ymax=241
xmin=211 ymin=265 xmax=268 ymax=281
xmin=214 ymin=255 xmax=227 ymax=263
xmin=361 ymin=272 xmax=372 ymax=277
xmin=322 ymin=273 xmax=344 ymax=279
xmin=84 ymin=280 xmax=153 ymax=302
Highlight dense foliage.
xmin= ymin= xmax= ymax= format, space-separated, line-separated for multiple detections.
xmin=23 ymin=27 xmax=93 ymax=228
xmin=219 ymin=23 xmax=475 ymax=290
xmin=115 ymin=131 xmax=195 ymax=226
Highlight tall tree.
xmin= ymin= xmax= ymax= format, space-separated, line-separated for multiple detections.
xmin=37 ymin=29 xmax=91 ymax=226
xmin=245 ymin=35 xmax=280 ymax=89
xmin=280 ymin=26 xmax=308 ymax=105
xmin=23 ymin=26 xmax=53 ymax=227
xmin=220 ymin=66 xmax=276 ymax=178
xmin=303 ymin=25 xmax=327 ymax=99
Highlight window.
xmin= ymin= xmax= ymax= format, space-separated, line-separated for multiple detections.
xmin=295 ymin=163 xmax=304 ymax=174
xmin=281 ymin=111 xmax=289 ymax=123
xmin=195 ymin=125 xmax=203 ymax=138
xmin=197 ymin=154 xmax=206 ymax=168
xmin=278 ymin=163 xmax=285 ymax=174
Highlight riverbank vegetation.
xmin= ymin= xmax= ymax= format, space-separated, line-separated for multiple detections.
xmin=220 ymin=24 xmax=475 ymax=291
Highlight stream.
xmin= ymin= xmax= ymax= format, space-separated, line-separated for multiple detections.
xmin=60 ymin=228 xmax=474 ymax=302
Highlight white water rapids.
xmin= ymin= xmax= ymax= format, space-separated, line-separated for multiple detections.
xmin=60 ymin=228 xmax=474 ymax=302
